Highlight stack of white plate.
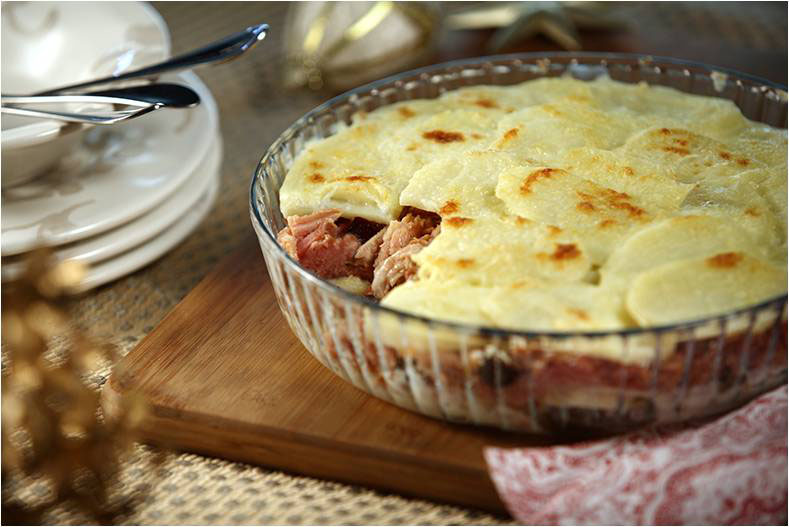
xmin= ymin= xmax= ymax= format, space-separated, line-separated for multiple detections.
xmin=1 ymin=3 xmax=222 ymax=291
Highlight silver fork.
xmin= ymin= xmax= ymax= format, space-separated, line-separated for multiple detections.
xmin=1 ymin=84 xmax=201 ymax=124
xmin=1 ymin=95 xmax=157 ymax=124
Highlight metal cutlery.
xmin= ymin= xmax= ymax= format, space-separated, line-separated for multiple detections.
xmin=2 ymin=22 xmax=267 ymax=123
xmin=1 ymin=84 xmax=202 ymax=124
xmin=34 ymin=23 xmax=268 ymax=95
xmin=2 ymin=97 xmax=157 ymax=125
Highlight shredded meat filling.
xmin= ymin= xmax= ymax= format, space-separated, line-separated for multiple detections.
xmin=354 ymin=228 xmax=386 ymax=278
xmin=371 ymin=237 xmax=430 ymax=298
xmin=277 ymin=209 xmax=440 ymax=298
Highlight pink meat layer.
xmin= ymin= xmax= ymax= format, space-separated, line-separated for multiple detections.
xmin=277 ymin=209 xmax=361 ymax=279
xmin=277 ymin=209 xmax=440 ymax=297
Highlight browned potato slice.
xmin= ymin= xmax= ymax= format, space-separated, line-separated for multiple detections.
xmin=626 ymin=252 xmax=786 ymax=325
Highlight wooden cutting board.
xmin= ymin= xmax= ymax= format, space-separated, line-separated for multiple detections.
xmin=103 ymin=235 xmax=558 ymax=515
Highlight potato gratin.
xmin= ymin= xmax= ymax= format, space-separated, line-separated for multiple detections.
xmin=277 ymin=77 xmax=787 ymax=333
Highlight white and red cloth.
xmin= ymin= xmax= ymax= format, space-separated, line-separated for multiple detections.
xmin=485 ymin=385 xmax=787 ymax=525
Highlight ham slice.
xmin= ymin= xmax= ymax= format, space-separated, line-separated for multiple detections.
xmin=277 ymin=208 xmax=440 ymax=297
xmin=277 ymin=209 xmax=361 ymax=279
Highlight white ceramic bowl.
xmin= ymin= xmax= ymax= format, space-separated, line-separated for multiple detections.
xmin=1 ymin=1 xmax=171 ymax=188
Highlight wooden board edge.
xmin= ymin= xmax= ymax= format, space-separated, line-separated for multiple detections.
xmin=101 ymin=377 xmax=509 ymax=516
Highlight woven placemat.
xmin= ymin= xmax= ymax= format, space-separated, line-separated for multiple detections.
xmin=32 ymin=2 xmax=784 ymax=524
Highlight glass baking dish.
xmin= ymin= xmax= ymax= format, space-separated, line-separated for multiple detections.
xmin=250 ymin=52 xmax=788 ymax=434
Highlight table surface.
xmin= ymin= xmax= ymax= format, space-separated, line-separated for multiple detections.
xmin=42 ymin=2 xmax=787 ymax=524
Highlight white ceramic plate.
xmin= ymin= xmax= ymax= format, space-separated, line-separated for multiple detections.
xmin=74 ymin=164 xmax=219 ymax=293
xmin=1 ymin=1 xmax=170 ymax=94
xmin=1 ymin=135 xmax=223 ymax=280
xmin=1 ymin=1 xmax=171 ymax=187
xmin=1 ymin=71 xmax=218 ymax=255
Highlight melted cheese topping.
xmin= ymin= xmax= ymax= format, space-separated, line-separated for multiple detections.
xmin=280 ymin=76 xmax=788 ymax=356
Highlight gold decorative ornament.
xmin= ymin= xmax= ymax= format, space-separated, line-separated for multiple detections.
xmin=284 ymin=1 xmax=440 ymax=91
xmin=1 ymin=249 xmax=164 ymax=524
xmin=447 ymin=1 xmax=628 ymax=52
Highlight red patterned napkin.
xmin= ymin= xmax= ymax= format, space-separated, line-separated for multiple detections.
xmin=485 ymin=385 xmax=787 ymax=525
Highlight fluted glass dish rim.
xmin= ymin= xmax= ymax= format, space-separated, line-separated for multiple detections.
xmin=250 ymin=51 xmax=788 ymax=340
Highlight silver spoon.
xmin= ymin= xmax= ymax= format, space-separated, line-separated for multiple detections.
xmin=83 ymin=83 xmax=201 ymax=108
xmin=33 ymin=23 xmax=269 ymax=96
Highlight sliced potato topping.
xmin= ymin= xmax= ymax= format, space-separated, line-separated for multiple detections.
xmin=280 ymin=75 xmax=788 ymax=350
xmin=627 ymin=252 xmax=786 ymax=326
